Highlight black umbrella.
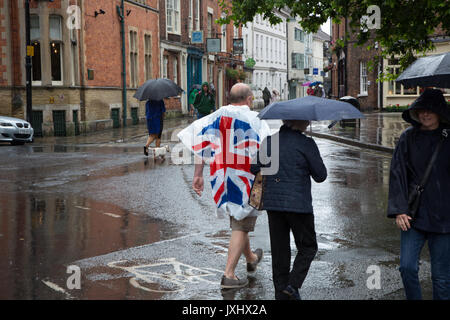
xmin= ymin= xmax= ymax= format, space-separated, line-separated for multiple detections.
xmin=258 ymin=96 xmax=364 ymax=121
xmin=339 ymin=96 xmax=360 ymax=109
xmin=133 ymin=78 xmax=184 ymax=101
xmin=396 ymin=52 xmax=450 ymax=88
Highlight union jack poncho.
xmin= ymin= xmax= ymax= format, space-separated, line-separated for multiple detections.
xmin=178 ymin=105 xmax=271 ymax=220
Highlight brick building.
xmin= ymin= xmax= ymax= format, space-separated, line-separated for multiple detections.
xmin=0 ymin=0 xmax=160 ymax=136
xmin=159 ymin=0 xmax=243 ymax=113
xmin=331 ymin=19 xmax=381 ymax=111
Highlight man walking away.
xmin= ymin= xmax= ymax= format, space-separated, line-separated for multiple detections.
xmin=178 ymin=83 xmax=271 ymax=289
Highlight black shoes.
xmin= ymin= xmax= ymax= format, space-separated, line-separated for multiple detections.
xmin=144 ymin=146 xmax=148 ymax=156
xmin=282 ymin=285 xmax=301 ymax=300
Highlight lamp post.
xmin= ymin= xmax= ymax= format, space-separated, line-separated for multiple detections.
xmin=117 ymin=0 xmax=127 ymax=127
xmin=25 ymin=0 xmax=32 ymax=123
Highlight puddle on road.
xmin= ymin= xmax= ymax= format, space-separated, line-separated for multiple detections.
xmin=0 ymin=192 xmax=180 ymax=299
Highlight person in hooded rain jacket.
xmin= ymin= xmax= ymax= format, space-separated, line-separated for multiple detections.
xmin=193 ymin=82 xmax=215 ymax=119
xmin=387 ymin=88 xmax=450 ymax=300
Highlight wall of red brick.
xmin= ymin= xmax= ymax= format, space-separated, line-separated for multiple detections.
xmin=0 ymin=0 xmax=6 ymax=86
xmin=83 ymin=0 xmax=160 ymax=88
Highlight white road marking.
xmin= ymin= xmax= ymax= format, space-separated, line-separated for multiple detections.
xmin=102 ymin=212 xmax=121 ymax=218
xmin=75 ymin=206 xmax=90 ymax=210
xmin=42 ymin=280 xmax=73 ymax=299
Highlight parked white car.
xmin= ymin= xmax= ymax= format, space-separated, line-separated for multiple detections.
xmin=0 ymin=115 xmax=34 ymax=145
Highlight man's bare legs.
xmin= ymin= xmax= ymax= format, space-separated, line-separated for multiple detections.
xmin=224 ymin=230 xmax=258 ymax=280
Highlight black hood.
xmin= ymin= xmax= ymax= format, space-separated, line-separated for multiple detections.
xmin=402 ymin=88 xmax=450 ymax=126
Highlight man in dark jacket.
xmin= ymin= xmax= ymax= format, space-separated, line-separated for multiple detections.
xmin=387 ymin=88 xmax=450 ymax=300
xmin=251 ymin=120 xmax=327 ymax=300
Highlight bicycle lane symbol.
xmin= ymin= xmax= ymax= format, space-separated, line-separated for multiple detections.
xmin=107 ymin=258 xmax=223 ymax=293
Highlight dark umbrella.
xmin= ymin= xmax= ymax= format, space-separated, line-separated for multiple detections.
xmin=396 ymin=52 xmax=450 ymax=88
xmin=339 ymin=96 xmax=360 ymax=109
xmin=133 ymin=78 xmax=184 ymax=101
xmin=258 ymin=96 xmax=364 ymax=121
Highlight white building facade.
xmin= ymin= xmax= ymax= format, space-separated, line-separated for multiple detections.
xmin=287 ymin=19 xmax=329 ymax=99
xmin=242 ymin=12 xmax=289 ymax=104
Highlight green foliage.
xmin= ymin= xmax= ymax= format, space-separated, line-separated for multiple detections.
xmin=219 ymin=0 xmax=450 ymax=77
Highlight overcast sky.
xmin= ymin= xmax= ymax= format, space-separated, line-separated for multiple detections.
xmin=322 ymin=18 xmax=331 ymax=35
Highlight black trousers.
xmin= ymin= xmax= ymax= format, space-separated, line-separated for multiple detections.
xmin=267 ymin=211 xmax=318 ymax=299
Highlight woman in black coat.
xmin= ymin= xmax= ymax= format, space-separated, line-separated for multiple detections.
xmin=387 ymin=88 xmax=450 ymax=300
xmin=251 ymin=120 xmax=327 ymax=300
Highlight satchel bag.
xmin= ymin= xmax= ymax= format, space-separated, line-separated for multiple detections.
xmin=249 ymin=171 xmax=265 ymax=210
xmin=407 ymin=129 xmax=447 ymax=218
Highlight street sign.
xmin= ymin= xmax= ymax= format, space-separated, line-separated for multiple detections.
xmin=191 ymin=31 xmax=203 ymax=44
xmin=27 ymin=45 xmax=34 ymax=57
xmin=313 ymin=68 xmax=318 ymax=75
xmin=206 ymin=38 xmax=221 ymax=53
xmin=233 ymin=38 xmax=243 ymax=55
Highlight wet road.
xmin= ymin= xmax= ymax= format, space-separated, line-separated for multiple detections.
xmin=0 ymin=115 xmax=433 ymax=300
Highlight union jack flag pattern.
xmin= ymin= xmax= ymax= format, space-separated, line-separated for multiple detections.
xmin=178 ymin=105 xmax=270 ymax=220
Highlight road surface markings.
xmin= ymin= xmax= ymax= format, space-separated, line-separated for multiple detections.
xmin=75 ymin=206 xmax=90 ymax=210
xmin=102 ymin=212 xmax=121 ymax=218
xmin=107 ymin=258 xmax=222 ymax=293
xmin=42 ymin=280 xmax=73 ymax=299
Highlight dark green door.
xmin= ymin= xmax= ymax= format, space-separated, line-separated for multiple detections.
xmin=73 ymin=110 xmax=80 ymax=136
xmin=31 ymin=111 xmax=43 ymax=137
xmin=131 ymin=108 xmax=139 ymax=125
xmin=53 ymin=110 xmax=66 ymax=136
xmin=111 ymin=109 xmax=120 ymax=128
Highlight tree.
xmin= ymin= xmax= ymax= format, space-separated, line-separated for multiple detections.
xmin=219 ymin=0 xmax=450 ymax=76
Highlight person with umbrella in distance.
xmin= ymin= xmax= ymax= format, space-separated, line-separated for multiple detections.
xmin=255 ymin=95 xmax=363 ymax=299
xmin=193 ymin=82 xmax=215 ymax=119
xmin=143 ymin=99 xmax=165 ymax=156
xmin=387 ymin=88 xmax=450 ymax=300
xmin=132 ymin=78 xmax=183 ymax=156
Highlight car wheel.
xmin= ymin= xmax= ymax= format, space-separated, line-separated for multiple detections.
xmin=11 ymin=141 xmax=25 ymax=146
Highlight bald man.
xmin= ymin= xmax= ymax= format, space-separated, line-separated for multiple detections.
xmin=192 ymin=83 xmax=263 ymax=289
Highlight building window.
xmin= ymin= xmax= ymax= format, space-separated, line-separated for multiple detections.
xmin=163 ymin=56 xmax=168 ymax=78
xmin=387 ymin=59 xmax=418 ymax=95
xmin=166 ymin=0 xmax=180 ymax=34
xmin=30 ymin=15 xmax=41 ymax=83
xmin=173 ymin=58 xmax=178 ymax=84
xmin=294 ymin=28 xmax=304 ymax=42
xmin=207 ymin=13 xmax=213 ymax=38
xmin=129 ymin=30 xmax=138 ymax=87
xmin=208 ymin=63 xmax=213 ymax=84
xmin=270 ymin=38 xmax=273 ymax=62
xmin=195 ymin=0 xmax=200 ymax=30
xmin=360 ymin=61 xmax=368 ymax=95
xmin=188 ymin=0 xmax=193 ymax=37
xmin=291 ymin=53 xmax=304 ymax=70
xmin=255 ymin=35 xmax=259 ymax=59
xmin=144 ymin=34 xmax=152 ymax=80
xmin=265 ymin=37 xmax=268 ymax=62
xmin=221 ymin=23 xmax=227 ymax=52
xmin=49 ymin=15 xmax=63 ymax=85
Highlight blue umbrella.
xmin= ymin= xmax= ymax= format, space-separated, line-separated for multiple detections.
xmin=258 ymin=96 xmax=365 ymax=121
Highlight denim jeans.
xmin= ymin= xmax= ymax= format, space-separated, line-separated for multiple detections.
xmin=399 ymin=227 xmax=450 ymax=300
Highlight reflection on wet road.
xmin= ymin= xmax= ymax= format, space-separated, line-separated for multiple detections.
xmin=0 ymin=113 xmax=433 ymax=299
